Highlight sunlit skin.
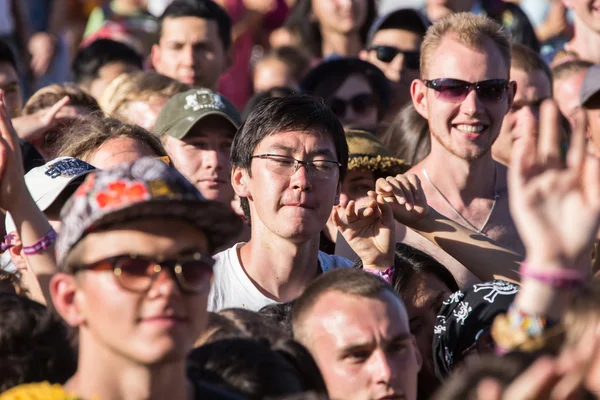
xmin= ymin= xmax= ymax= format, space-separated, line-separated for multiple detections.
xmin=299 ymin=291 xmax=422 ymax=400
xmin=124 ymin=97 xmax=169 ymax=132
xmin=493 ymin=68 xmax=551 ymax=165
xmin=86 ymin=136 xmax=159 ymax=169
xmin=554 ymin=70 xmax=587 ymax=126
xmin=152 ymin=17 xmax=229 ymax=90
xmin=163 ymin=116 xmax=236 ymax=204
xmin=51 ymin=219 xmax=211 ymax=369
xmin=234 ymin=130 xmax=341 ymax=242
xmin=311 ymin=0 xmax=368 ymax=35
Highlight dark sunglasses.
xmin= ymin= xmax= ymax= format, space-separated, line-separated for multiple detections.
xmin=74 ymin=252 xmax=214 ymax=294
xmin=368 ymin=45 xmax=420 ymax=69
xmin=327 ymin=93 xmax=375 ymax=119
xmin=424 ymin=78 xmax=511 ymax=104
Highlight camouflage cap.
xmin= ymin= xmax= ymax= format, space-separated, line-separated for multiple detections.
xmin=56 ymin=157 xmax=243 ymax=270
xmin=153 ymin=88 xmax=241 ymax=139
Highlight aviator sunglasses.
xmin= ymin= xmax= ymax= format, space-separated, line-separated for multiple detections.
xmin=368 ymin=45 xmax=420 ymax=70
xmin=423 ymin=78 xmax=511 ymax=104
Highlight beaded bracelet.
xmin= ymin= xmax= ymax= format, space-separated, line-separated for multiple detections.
xmin=520 ymin=262 xmax=585 ymax=289
xmin=363 ymin=266 xmax=395 ymax=284
xmin=23 ymin=229 xmax=57 ymax=255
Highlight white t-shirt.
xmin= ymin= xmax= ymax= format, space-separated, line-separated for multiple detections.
xmin=208 ymin=243 xmax=354 ymax=312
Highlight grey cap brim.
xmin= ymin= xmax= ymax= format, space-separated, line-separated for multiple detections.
xmin=162 ymin=111 xmax=240 ymax=140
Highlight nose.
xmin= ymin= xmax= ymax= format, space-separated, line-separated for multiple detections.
xmin=148 ymin=267 xmax=181 ymax=298
xmin=369 ymin=349 xmax=394 ymax=384
xmin=388 ymin=53 xmax=405 ymax=81
xmin=338 ymin=0 xmax=352 ymax=10
xmin=202 ymin=146 xmax=223 ymax=170
xmin=460 ymin=87 xmax=485 ymax=116
xmin=180 ymin=45 xmax=194 ymax=67
xmin=343 ymin=103 xmax=357 ymax=125
xmin=289 ymin=162 xmax=313 ymax=191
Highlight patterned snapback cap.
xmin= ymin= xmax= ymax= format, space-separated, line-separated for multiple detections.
xmin=56 ymin=157 xmax=242 ymax=269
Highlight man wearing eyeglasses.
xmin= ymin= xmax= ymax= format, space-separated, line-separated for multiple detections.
xmin=209 ymin=95 xmax=357 ymax=312
xmin=406 ymin=13 xmax=524 ymax=280
xmin=47 ymin=157 xmax=243 ymax=399
xmin=360 ymin=8 xmax=430 ymax=123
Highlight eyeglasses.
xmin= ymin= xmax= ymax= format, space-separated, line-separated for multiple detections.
xmin=368 ymin=45 xmax=420 ymax=69
xmin=74 ymin=252 xmax=215 ymax=294
xmin=327 ymin=93 xmax=375 ymax=119
xmin=251 ymin=154 xmax=341 ymax=179
xmin=423 ymin=78 xmax=511 ymax=104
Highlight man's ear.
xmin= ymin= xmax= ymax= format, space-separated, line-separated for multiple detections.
xmin=411 ymin=79 xmax=429 ymax=119
xmin=231 ymin=166 xmax=250 ymax=198
xmin=50 ymin=273 xmax=85 ymax=328
xmin=224 ymin=45 xmax=234 ymax=72
xmin=150 ymin=44 xmax=161 ymax=71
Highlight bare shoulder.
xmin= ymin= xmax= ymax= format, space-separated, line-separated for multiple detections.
xmin=405 ymin=159 xmax=425 ymax=178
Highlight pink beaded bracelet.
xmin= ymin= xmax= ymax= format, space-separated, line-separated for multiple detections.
xmin=363 ymin=266 xmax=395 ymax=284
xmin=23 ymin=229 xmax=57 ymax=255
xmin=520 ymin=262 xmax=584 ymax=289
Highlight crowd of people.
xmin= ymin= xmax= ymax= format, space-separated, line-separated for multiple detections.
xmin=1 ymin=0 xmax=600 ymax=399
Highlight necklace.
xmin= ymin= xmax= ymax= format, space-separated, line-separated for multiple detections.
xmin=422 ymin=166 xmax=500 ymax=234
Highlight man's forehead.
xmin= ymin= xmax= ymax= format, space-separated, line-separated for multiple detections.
xmin=426 ymin=35 xmax=509 ymax=78
xmin=307 ymin=291 xmax=410 ymax=345
xmin=257 ymin=130 xmax=336 ymax=153
xmin=161 ymin=16 xmax=218 ymax=40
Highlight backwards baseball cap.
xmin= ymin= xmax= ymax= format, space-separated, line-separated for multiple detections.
xmin=153 ymin=88 xmax=242 ymax=139
xmin=580 ymin=64 xmax=600 ymax=108
xmin=5 ymin=157 xmax=96 ymax=233
xmin=367 ymin=8 xmax=431 ymax=46
xmin=346 ymin=130 xmax=410 ymax=176
xmin=55 ymin=157 xmax=242 ymax=269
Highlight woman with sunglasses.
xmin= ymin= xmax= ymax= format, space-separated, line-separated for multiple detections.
xmin=301 ymin=57 xmax=391 ymax=134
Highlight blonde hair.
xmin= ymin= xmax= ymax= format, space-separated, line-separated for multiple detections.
xmin=99 ymin=71 xmax=189 ymax=123
xmin=420 ymin=13 xmax=511 ymax=79
xmin=23 ymin=83 xmax=100 ymax=115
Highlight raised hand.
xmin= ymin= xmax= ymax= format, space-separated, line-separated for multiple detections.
xmin=509 ymin=100 xmax=600 ymax=269
xmin=332 ymin=193 xmax=395 ymax=270
xmin=375 ymin=173 xmax=431 ymax=226
xmin=0 ymin=90 xmax=27 ymax=211
xmin=12 ymin=96 xmax=74 ymax=145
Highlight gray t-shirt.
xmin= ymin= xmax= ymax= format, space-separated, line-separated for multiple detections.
xmin=208 ymin=243 xmax=353 ymax=312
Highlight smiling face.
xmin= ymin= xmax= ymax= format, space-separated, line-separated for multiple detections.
xmin=163 ymin=115 xmax=236 ymax=204
xmin=412 ymin=34 xmax=513 ymax=161
xmin=52 ymin=218 xmax=211 ymax=366
xmin=235 ymin=130 xmax=341 ymax=242
xmin=301 ymin=291 xmax=422 ymax=400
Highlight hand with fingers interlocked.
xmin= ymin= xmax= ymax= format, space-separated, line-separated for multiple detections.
xmin=332 ymin=193 xmax=395 ymax=270
xmin=375 ymin=173 xmax=431 ymax=226
xmin=509 ymin=100 xmax=600 ymax=269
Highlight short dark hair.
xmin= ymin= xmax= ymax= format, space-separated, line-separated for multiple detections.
xmin=72 ymin=39 xmax=143 ymax=86
xmin=188 ymin=338 xmax=307 ymax=399
xmin=391 ymin=244 xmax=459 ymax=299
xmin=258 ymin=301 xmax=295 ymax=339
xmin=231 ymin=95 xmax=348 ymax=219
xmin=159 ymin=0 xmax=232 ymax=51
xmin=0 ymin=40 xmax=17 ymax=71
xmin=0 ymin=294 xmax=77 ymax=392
xmin=292 ymin=268 xmax=401 ymax=342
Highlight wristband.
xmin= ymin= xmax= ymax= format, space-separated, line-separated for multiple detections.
xmin=363 ymin=266 xmax=395 ymax=284
xmin=520 ymin=262 xmax=584 ymax=289
xmin=23 ymin=229 xmax=57 ymax=255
